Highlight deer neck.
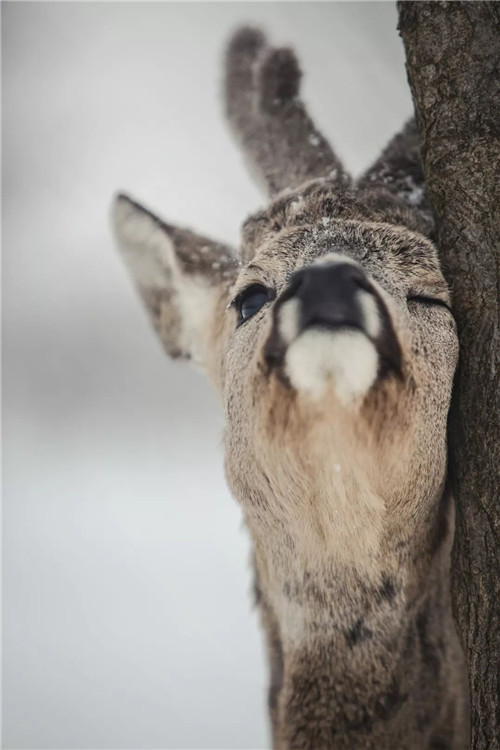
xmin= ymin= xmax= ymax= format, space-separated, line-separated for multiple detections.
xmin=247 ymin=485 xmax=465 ymax=750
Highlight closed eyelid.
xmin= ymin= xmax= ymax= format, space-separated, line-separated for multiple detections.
xmin=407 ymin=295 xmax=453 ymax=314
xmin=407 ymin=276 xmax=450 ymax=295
xmin=408 ymin=283 xmax=451 ymax=301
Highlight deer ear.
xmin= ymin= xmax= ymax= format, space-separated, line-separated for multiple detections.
xmin=111 ymin=194 xmax=239 ymax=366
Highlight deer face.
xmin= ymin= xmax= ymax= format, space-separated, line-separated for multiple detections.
xmin=112 ymin=28 xmax=458 ymax=563
xmin=226 ymin=211 xmax=457 ymax=554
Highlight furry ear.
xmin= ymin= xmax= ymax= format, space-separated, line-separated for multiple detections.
xmin=357 ymin=118 xmax=433 ymax=231
xmin=111 ymin=194 xmax=239 ymax=366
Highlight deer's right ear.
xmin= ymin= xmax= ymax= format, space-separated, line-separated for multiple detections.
xmin=111 ymin=194 xmax=239 ymax=366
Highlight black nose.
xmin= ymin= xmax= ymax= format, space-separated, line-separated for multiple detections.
xmin=282 ymin=262 xmax=371 ymax=332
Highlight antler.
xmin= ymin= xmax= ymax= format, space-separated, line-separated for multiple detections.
xmin=357 ymin=118 xmax=433 ymax=227
xmin=225 ymin=28 xmax=350 ymax=197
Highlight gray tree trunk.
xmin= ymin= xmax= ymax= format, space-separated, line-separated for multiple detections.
xmin=398 ymin=3 xmax=500 ymax=749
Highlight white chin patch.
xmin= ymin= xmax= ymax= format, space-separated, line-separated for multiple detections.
xmin=284 ymin=328 xmax=379 ymax=404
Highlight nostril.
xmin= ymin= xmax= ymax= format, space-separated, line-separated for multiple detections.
xmin=341 ymin=264 xmax=372 ymax=292
xmin=274 ymin=261 xmax=377 ymax=337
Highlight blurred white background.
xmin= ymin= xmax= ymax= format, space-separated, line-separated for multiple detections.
xmin=3 ymin=2 xmax=412 ymax=748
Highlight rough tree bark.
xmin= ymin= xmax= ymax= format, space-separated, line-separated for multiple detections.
xmin=398 ymin=3 xmax=500 ymax=749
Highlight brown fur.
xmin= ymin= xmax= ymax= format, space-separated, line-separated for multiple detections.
xmin=111 ymin=27 xmax=468 ymax=750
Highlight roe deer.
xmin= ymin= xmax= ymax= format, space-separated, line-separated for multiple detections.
xmin=111 ymin=27 xmax=468 ymax=750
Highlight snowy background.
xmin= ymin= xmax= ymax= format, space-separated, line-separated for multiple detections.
xmin=3 ymin=3 xmax=412 ymax=748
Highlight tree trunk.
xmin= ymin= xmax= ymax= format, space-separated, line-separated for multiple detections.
xmin=398 ymin=3 xmax=500 ymax=749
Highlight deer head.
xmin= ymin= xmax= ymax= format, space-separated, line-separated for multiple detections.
xmin=112 ymin=25 xmax=458 ymax=615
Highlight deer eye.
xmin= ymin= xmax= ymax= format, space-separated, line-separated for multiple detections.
xmin=233 ymin=284 xmax=273 ymax=324
xmin=407 ymin=295 xmax=451 ymax=312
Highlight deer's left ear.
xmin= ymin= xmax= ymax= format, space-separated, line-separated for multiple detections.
xmin=112 ymin=194 xmax=239 ymax=367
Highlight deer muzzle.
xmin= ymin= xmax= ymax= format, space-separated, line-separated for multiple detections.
xmin=264 ymin=257 xmax=402 ymax=403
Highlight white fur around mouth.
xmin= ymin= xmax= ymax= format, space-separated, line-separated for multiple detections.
xmin=284 ymin=327 xmax=379 ymax=404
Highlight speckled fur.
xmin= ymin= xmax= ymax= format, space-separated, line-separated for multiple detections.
xmin=112 ymin=27 xmax=468 ymax=750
